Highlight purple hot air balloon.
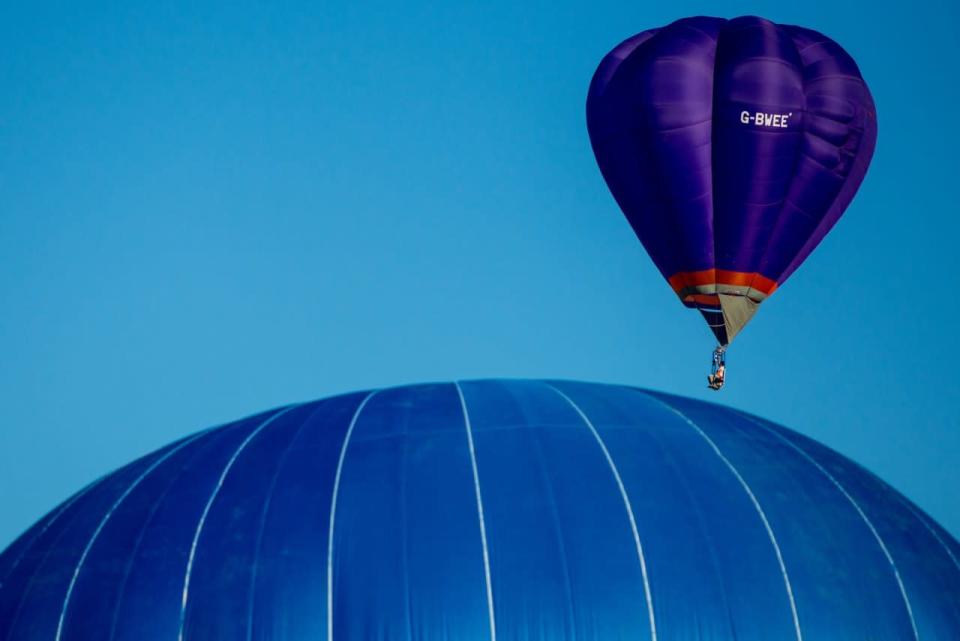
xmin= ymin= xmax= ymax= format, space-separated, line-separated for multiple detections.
xmin=587 ymin=16 xmax=877 ymax=349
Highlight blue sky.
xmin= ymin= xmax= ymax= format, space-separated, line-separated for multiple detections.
xmin=1 ymin=0 xmax=958 ymax=548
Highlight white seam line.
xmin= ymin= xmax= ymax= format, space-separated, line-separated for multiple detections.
xmin=644 ymin=394 xmax=803 ymax=641
xmin=547 ymin=384 xmax=657 ymax=641
xmin=55 ymin=431 xmax=208 ymax=641
xmin=454 ymin=382 xmax=497 ymax=641
xmin=177 ymin=405 xmax=299 ymax=641
xmin=245 ymin=402 xmax=326 ymax=641
xmin=3 ymin=474 xmax=115 ymax=641
xmin=1 ymin=475 xmax=103 ymax=588
xmin=902 ymin=500 xmax=960 ymax=575
xmin=737 ymin=412 xmax=920 ymax=641
xmin=327 ymin=391 xmax=378 ymax=641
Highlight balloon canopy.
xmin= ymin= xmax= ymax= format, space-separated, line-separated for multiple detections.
xmin=2 ymin=380 xmax=958 ymax=640
xmin=587 ymin=16 xmax=877 ymax=344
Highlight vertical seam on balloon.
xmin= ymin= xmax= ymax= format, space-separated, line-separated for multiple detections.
xmin=399 ymin=404 xmax=414 ymax=641
xmin=628 ymin=393 xmax=738 ymax=634
xmin=778 ymin=111 xmax=874 ymax=283
xmin=326 ymin=390 xmax=378 ymax=641
xmin=1 ymin=444 xmax=177 ymax=641
xmin=453 ymin=381 xmax=498 ymax=641
xmin=640 ymin=392 xmax=803 ymax=641
xmin=777 ymin=35 xmax=877 ymax=284
xmin=0 ymin=475 xmax=103 ymax=590
xmin=735 ymin=411 xmax=921 ymax=640
xmin=546 ymin=383 xmax=658 ymax=641
xmin=176 ymin=404 xmax=299 ymax=641
xmin=106 ymin=429 xmax=222 ymax=641
xmin=898 ymin=499 xmax=960 ymax=576
xmin=54 ymin=430 xmax=208 ymax=641
xmin=524 ymin=408 xmax=578 ymax=637
xmin=245 ymin=400 xmax=326 ymax=641
xmin=0 ymin=475 xmax=106 ymax=641
xmin=708 ymin=21 xmax=721 ymax=313
xmin=744 ymin=32 xmax=808 ymax=299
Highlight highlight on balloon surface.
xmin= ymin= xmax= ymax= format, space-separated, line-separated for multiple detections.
xmin=587 ymin=16 xmax=877 ymax=347
xmin=2 ymin=380 xmax=959 ymax=640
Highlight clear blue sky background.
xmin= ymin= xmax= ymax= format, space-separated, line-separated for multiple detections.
xmin=1 ymin=0 xmax=958 ymax=549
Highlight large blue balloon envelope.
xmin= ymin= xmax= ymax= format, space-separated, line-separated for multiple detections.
xmin=587 ymin=16 xmax=877 ymax=344
xmin=1 ymin=380 xmax=958 ymax=640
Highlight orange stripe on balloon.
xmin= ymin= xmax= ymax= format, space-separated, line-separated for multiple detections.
xmin=668 ymin=269 xmax=716 ymax=292
xmin=682 ymin=293 xmax=721 ymax=307
xmin=748 ymin=273 xmax=778 ymax=295
xmin=669 ymin=269 xmax=779 ymax=296
xmin=716 ymin=270 xmax=755 ymax=287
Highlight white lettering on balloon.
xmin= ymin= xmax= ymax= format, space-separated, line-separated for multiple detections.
xmin=739 ymin=110 xmax=792 ymax=128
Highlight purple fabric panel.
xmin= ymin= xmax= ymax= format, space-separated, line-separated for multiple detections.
xmin=588 ymin=29 xmax=659 ymax=96
xmin=632 ymin=19 xmax=719 ymax=272
xmin=586 ymin=29 xmax=671 ymax=281
xmin=586 ymin=16 xmax=876 ymax=302
xmin=712 ymin=17 xmax=805 ymax=273
xmin=587 ymin=17 xmax=723 ymax=278
xmin=774 ymin=28 xmax=877 ymax=283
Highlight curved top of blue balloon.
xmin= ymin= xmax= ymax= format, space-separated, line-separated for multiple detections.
xmin=1 ymin=380 xmax=958 ymax=640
